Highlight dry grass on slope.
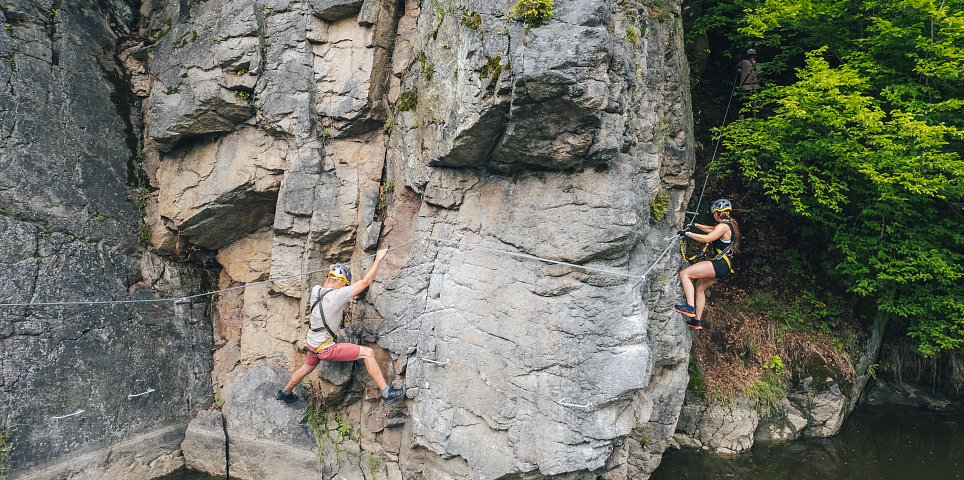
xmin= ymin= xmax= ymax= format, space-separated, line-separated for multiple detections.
xmin=690 ymin=284 xmax=857 ymax=410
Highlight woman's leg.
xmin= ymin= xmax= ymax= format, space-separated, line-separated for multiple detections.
xmin=694 ymin=277 xmax=719 ymax=319
xmin=679 ymin=261 xmax=717 ymax=306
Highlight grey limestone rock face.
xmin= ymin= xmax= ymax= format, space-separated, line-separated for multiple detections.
xmin=137 ymin=0 xmax=696 ymax=479
xmin=0 ymin=0 xmax=214 ymax=478
xmin=673 ymin=376 xmax=852 ymax=453
xmin=754 ymin=398 xmax=808 ymax=442
xmin=182 ymin=410 xmax=228 ymax=477
xmin=675 ymin=395 xmax=759 ymax=454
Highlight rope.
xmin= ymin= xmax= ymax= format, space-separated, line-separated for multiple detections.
xmin=425 ymin=236 xmax=647 ymax=280
xmin=0 ymin=238 xmax=423 ymax=308
xmin=1 ymin=234 xmax=688 ymax=308
xmin=686 ymin=71 xmax=741 ymax=227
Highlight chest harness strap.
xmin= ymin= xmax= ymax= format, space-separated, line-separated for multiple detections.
xmin=308 ymin=289 xmax=337 ymax=352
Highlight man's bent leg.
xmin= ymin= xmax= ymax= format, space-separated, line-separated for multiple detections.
xmin=357 ymin=346 xmax=389 ymax=391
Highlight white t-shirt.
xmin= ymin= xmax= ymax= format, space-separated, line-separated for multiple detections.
xmin=305 ymin=285 xmax=354 ymax=349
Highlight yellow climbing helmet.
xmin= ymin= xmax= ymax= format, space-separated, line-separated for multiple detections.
xmin=327 ymin=263 xmax=352 ymax=285
xmin=711 ymin=198 xmax=732 ymax=213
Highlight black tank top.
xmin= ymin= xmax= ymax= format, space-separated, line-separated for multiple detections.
xmin=712 ymin=222 xmax=734 ymax=255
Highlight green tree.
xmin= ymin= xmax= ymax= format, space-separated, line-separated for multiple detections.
xmin=707 ymin=0 xmax=964 ymax=355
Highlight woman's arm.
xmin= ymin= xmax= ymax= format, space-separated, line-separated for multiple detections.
xmin=693 ymin=223 xmax=714 ymax=233
xmin=685 ymin=224 xmax=728 ymax=244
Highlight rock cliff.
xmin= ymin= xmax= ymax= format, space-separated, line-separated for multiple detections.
xmin=0 ymin=0 xmax=213 ymax=478
xmin=2 ymin=0 xmax=698 ymax=478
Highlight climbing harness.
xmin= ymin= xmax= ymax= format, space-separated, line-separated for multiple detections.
xmin=307 ymin=288 xmax=338 ymax=351
xmin=678 ymin=222 xmax=735 ymax=275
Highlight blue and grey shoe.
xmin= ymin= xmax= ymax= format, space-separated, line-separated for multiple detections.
xmin=686 ymin=318 xmax=703 ymax=330
xmin=675 ymin=304 xmax=696 ymax=318
xmin=382 ymin=387 xmax=405 ymax=402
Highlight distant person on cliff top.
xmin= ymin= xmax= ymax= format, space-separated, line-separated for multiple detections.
xmin=674 ymin=199 xmax=741 ymax=330
xmin=736 ymin=48 xmax=760 ymax=120
xmin=275 ymin=248 xmax=405 ymax=403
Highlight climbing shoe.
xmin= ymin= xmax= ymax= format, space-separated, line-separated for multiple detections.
xmin=674 ymin=304 xmax=696 ymax=318
xmin=686 ymin=318 xmax=703 ymax=330
xmin=275 ymin=390 xmax=297 ymax=403
xmin=382 ymin=387 xmax=405 ymax=402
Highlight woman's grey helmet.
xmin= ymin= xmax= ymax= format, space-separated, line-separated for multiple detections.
xmin=747 ymin=48 xmax=757 ymax=55
xmin=711 ymin=198 xmax=733 ymax=213
xmin=328 ymin=263 xmax=352 ymax=284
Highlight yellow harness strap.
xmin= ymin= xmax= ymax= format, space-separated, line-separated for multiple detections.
xmin=311 ymin=337 xmax=334 ymax=353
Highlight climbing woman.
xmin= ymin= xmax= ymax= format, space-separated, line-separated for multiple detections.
xmin=674 ymin=198 xmax=741 ymax=330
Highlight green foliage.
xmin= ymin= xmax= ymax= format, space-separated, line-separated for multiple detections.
xmin=460 ymin=11 xmax=482 ymax=30
xmin=319 ymin=128 xmax=332 ymax=143
xmin=233 ymin=90 xmax=251 ymax=101
xmin=383 ymin=109 xmax=395 ymax=133
xmin=745 ymin=371 xmax=787 ymax=415
xmin=302 ymin=389 xmax=329 ymax=466
xmin=479 ymin=55 xmax=506 ymax=80
xmin=138 ymin=223 xmax=152 ymax=246
xmin=416 ymin=52 xmax=434 ymax=80
xmin=510 ymin=0 xmax=554 ymax=28
xmin=397 ymin=91 xmax=418 ymax=112
xmin=706 ymin=0 xmax=964 ymax=356
xmin=687 ymin=356 xmax=707 ymax=399
xmin=649 ymin=192 xmax=669 ymax=224
xmin=767 ymin=354 xmax=785 ymax=376
xmin=367 ymin=454 xmax=379 ymax=478
xmin=626 ymin=25 xmax=640 ymax=47
xmin=0 ymin=424 xmax=10 ymax=480
xmin=634 ymin=429 xmax=650 ymax=448
xmin=335 ymin=414 xmax=354 ymax=440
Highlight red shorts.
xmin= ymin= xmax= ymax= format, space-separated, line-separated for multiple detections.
xmin=305 ymin=342 xmax=361 ymax=366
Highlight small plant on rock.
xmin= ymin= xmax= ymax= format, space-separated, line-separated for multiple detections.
xmin=649 ymin=193 xmax=669 ymax=224
xmin=138 ymin=223 xmax=152 ymax=246
xmin=367 ymin=453 xmax=379 ymax=478
xmin=626 ymin=25 xmax=640 ymax=47
xmin=510 ymin=0 xmax=554 ymax=28
xmin=460 ymin=10 xmax=482 ymax=30
xmin=0 ymin=424 xmax=11 ymax=480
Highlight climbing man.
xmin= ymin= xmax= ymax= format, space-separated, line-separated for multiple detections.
xmin=675 ymin=199 xmax=741 ymax=329
xmin=736 ymin=48 xmax=760 ymax=119
xmin=276 ymin=248 xmax=405 ymax=403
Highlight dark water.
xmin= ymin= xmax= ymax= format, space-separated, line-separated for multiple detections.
xmin=652 ymin=405 xmax=963 ymax=480
xmin=159 ymin=405 xmax=961 ymax=480
xmin=155 ymin=469 xmax=223 ymax=480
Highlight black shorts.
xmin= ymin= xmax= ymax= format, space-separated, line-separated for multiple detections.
xmin=711 ymin=258 xmax=732 ymax=279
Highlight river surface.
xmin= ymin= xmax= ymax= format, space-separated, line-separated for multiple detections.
xmin=161 ymin=405 xmax=961 ymax=480
xmin=652 ymin=404 xmax=963 ymax=480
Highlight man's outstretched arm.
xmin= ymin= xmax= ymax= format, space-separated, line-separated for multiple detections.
xmin=351 ymin=248 xmax=388 ymax=297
